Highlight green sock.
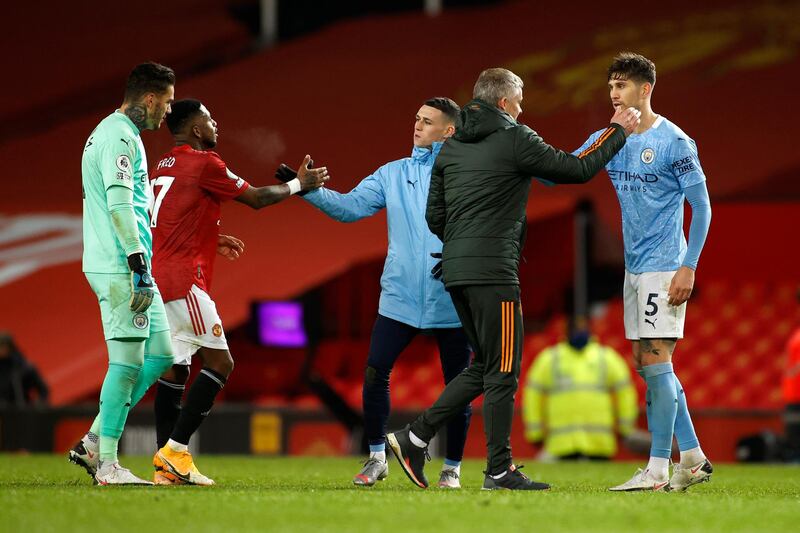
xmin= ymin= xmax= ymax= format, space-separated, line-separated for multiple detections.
xmin=89 ymin=415 xmax=101 ymax=437
xmin=99 ymin=433 xmax=119 ymax=463
xmin=130 ymin=353 xmax=174 ymax=407
xmin=98 ymin=362 xmax=141 ymax=463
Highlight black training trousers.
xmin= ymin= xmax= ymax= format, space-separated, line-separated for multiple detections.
xmin=410 ymin=284 xmax=523 ymax=474
xmin=363 ymin=314 xmax=472 ymax=462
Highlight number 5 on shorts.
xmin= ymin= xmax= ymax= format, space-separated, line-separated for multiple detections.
xmin=645 ymin=293 xmax=658 ymax=317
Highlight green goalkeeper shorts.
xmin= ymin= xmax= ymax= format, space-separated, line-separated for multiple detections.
xmin=85 ymin=273 xmax=169 ymax=340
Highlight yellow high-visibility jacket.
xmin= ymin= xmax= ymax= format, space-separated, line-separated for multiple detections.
xmin=522 ymin=340 xmax=637 ymax=458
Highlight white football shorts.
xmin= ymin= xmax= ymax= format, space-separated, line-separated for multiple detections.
xmin=164 ymin=284 xmax=228 ymax=366
xmin=623 ymin=270 xmax=686 ymax=340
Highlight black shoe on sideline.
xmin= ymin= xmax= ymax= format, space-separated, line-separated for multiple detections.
xmin=482 ymin=464 xmax=550 ymax=491
xmin=387 ymin=425 xmax=430 ymax=488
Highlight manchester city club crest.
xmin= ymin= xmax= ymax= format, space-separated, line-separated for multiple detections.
xmin=132 ymin=313 xmax=149 ymax=329
xmin=641 ymin=148 xmax=655 ymax=164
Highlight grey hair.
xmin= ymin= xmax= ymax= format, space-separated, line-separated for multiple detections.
xmin=473 ymin=68 xmax=523 ymax=105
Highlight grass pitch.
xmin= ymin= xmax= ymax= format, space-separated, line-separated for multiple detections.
xmin=1 ymin=455 xmax=798 ymax=533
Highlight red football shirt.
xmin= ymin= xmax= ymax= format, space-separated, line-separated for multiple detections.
xmin=150 ymin=144 xmax=249 ymax=302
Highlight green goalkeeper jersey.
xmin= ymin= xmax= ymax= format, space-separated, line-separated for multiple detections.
xmin=82 ymin=111 xmax=153 ymax=274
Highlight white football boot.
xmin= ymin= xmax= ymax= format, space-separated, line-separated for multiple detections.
xmin=352 ymin=457 xmax=389 ymax=487
xmin=68 ymin=434 xmax=99 ymax=479
xmin=95 ymin=461 xmax=154 ymax=486
xmin=437 ymin=468 xmax=461 ymax=489
xmin=669 ymin=458 xmax=713 ymax=491
xmin=609 ymin=468 xmax=669 ymax=492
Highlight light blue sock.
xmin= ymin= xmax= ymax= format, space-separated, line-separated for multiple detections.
xmin=643 ymin=363 xmax=677 ymax=459
xmin=673 ymin=374 xmax=700 ymax=451
xmin=369 ymin=443 xmax=385 ymax=454
xmin=443 ymin=458 xmax=461 ymax=468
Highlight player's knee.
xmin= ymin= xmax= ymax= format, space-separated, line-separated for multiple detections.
xmin=222 ymin=354 xmax=234 ymax=376
xmin=638 ymin=339 xmax=674 ymax=366
xmin=364 ymin=365 xmax=389 ymax=388
xmin=483 ymin=380 xmax=515 ymax=401
xmin=640 ymin=353 xmax=671 ymax=367
xmin=170 ymin=364 xmax=190 ymax=385
xmin=205 ymin=351 xmax=234 ymax=377
xmin=160 ymin=365 xmax=176 ymax=382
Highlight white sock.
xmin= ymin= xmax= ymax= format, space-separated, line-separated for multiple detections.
xmin=97 ymin=460 xmax=116 ymax=472
xmin=680 ymin=446 xmax=706 ymax=466
xmin=84 ymin=432 xmax=100 ymax=451
xmin=409 ymin=431 xmax=427 ymax=448
xmin=167 ymin=438 xmax=188 ymax=453
xmin=645 ymin=457 xmax=670 ymax=480
xmin=442 ymin=463 xmax=460 ymax=475
xmin=369 ymin=450 xmax=386 ymax=462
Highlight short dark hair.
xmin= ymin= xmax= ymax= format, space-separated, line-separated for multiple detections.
xmin=166 ymin=99 xmax=203 ymax=135
xmin=608 ymin=52 xmax=656 ymax=85
xmin=124 ymin=62 xmax=176 ymax=102
xmin=423 ymin=97 xmax=460 ymax=124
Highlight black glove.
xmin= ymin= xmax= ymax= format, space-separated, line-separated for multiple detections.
xmin=127 ymin=252 xmax=154 ymax=312
xmin=274 ymin=161 xmax=313 ymax=197
xmin=430 ymin=252 xmax=443 ymax=281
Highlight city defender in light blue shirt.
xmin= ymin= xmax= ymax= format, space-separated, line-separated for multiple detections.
xmin=575 ymin=116 xmax=707 ymax=275
xmin=580 ymin=54 xmax=713 ymax=493
xmin=284 ymin=98 xmax=472 ymax=488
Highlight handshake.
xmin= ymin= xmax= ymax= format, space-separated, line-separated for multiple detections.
xmin=274 ymin=156 xmax=329 ymax=195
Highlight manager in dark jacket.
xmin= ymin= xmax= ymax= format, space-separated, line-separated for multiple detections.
xmin=389 ymin=67 xmax=640 ymax=490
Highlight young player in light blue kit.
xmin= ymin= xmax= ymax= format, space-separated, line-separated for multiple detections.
xmin=277 ymin=98 xmax=472 ymax=488
xmin=574 ymin=53 xmax=712 ymax=491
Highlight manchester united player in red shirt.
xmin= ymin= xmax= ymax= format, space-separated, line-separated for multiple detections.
xmin=149 ymin=99 xmax=328 ymax=484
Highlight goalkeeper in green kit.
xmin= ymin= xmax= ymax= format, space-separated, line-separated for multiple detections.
xmin=69 ymin=63 xmax=176 ymax=485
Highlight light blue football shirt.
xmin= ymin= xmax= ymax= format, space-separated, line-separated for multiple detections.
xmin=575 ymin=116 xmax=706 ymax=274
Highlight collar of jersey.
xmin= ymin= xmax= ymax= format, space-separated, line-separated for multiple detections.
xmin=629 ymin=115 xmax=665 ymax=138
xmin=410 ymin=141 xmax=443 ymax=163
xmin=114 ymin=110 xmax=142 ymax=137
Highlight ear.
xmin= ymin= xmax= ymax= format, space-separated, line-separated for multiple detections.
xmin=641 ymin=82 xmax=652 ymax=99
xmin=191 ymin=124 xmax=202 ymax=139
xmin=497 ymin=97 xmax=508 ymax=111
xmin=443 ymin=124 xmax=455 ymax=138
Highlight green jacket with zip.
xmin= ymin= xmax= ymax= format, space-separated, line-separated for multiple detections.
xmin=426 ymin=99 xmax=626 ymax=287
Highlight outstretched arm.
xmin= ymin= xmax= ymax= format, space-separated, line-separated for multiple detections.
xmin=275 ymin=161 xmax=386 ymax=223
xmin=236 ymin=155 xmax=329 ymax=209
xmin=517 ymin=106 xmax=640 ymax=184
xmin=303 ymin=172 xmax=387 ymax=223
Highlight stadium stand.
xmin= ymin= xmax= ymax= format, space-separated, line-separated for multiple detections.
xmin=0 ymin=1 xmax=252 ymax=142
